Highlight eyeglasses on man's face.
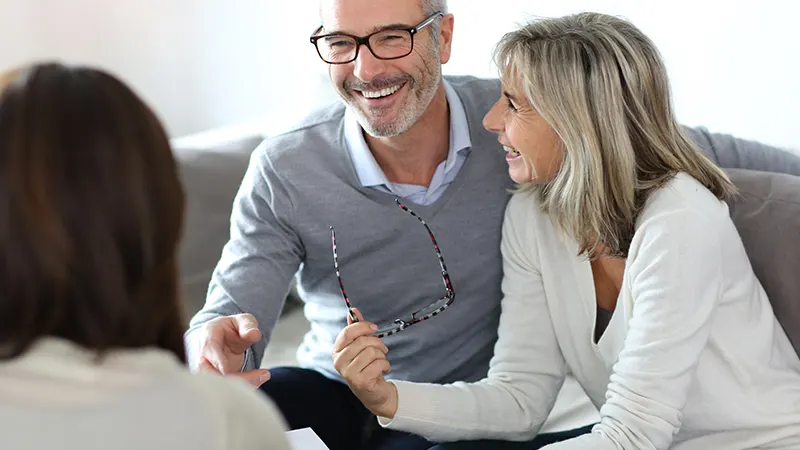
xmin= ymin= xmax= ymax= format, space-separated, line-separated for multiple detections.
xmin=329 ymin=198 xmax=455 ymax=338
xmin=310 ymin=12 xmax=444 ymax=65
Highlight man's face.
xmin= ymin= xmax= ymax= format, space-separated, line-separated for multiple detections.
xmin=318 ymin=0 xmax=452 ymax=137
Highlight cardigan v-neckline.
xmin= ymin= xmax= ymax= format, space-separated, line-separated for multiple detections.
xmin=576 ymin=256 xmax=626 ymax=361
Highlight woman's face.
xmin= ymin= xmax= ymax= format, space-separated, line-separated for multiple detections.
xmin=483 ymin=75 xmax=564 ymax=184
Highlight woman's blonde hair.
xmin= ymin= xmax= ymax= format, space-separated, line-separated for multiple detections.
xmin=495 ymin=12 xmax=737 ymax=258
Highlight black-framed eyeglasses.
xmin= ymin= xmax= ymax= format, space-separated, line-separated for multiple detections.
xmin=310 ymin=12 xmax=444 ymax=65
xmin=329 ymin=198 xmax=455 ymax=338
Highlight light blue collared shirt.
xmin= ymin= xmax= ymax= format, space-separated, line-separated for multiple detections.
xmin=344 ymin=80 xmax=472 ymax=205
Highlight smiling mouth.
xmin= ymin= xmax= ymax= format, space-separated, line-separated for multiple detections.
xmin=357 ymin=83 xmax=404 ymax=99
xmin=503 ymin=145 xmax=521 ymax=157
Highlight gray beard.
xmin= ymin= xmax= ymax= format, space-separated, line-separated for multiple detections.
xmin=345 ymin=50 xmax=442 ymax=138
xmin=354 ymin=76 xmax=440 ymax=137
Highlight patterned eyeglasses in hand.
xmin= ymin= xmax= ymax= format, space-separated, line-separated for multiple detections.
xmin=329 ymin=199 xmax=455 ymax=338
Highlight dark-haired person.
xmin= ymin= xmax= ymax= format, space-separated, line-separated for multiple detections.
xmin=0 ymin=63 xmax=290 ymax=450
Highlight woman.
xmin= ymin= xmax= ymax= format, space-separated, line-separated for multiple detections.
xmin=331 ymin=13 xmax=800 ymax=449
xmin=0 ymin=63 xmax=290 ymax=450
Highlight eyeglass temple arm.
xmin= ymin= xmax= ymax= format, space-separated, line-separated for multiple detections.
xmin=394 ymin=198 xmax=456 ymax=297
xmin=330 ymin=226 xmax=360 ymax=323
xmin=411 ymin=11 xmax=444 ymax=35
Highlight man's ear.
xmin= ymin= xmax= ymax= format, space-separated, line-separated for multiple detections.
xmin=439 ymin=14 xmax=455 ymax=65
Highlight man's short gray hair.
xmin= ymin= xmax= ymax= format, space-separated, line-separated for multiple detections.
xmin=319 ymin=1 xmax=448 ymax=28
xmin=420 ymin=0 xmax=448 ymax=15
xmin=419 ymin=0 xmax=447 ymax=45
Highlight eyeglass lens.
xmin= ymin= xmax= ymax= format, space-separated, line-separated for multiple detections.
xmin=316 ymin=29 xmax=413 ymax=63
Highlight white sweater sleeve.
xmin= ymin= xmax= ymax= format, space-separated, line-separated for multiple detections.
xmin=379 ymin=196 xmax=567 ymax=443
xmin=542 ymin=209 xmax=725 ymax=450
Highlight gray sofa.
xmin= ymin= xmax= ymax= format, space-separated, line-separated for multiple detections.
xmin=173 ymin=132 xmax=285 ymax=322
xmin=172 ymin=128 xmax=800 ymax=358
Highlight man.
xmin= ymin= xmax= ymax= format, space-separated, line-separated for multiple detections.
xmin=185 ymin=0 xmax=800 ymax=449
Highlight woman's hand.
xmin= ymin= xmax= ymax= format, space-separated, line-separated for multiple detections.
xmin=332 ymin=308 xmax=399 ymax=419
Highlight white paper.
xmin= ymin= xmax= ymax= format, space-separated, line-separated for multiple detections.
xmin=285 ymin=427 xmax=330 ymax=450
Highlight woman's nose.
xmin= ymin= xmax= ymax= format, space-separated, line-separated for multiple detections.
xmin=483 ymin=100 xmax=504 ymax=134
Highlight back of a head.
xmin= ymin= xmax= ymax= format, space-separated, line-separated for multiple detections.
xmin=495 ymin=12 xmax=735 ymax=257
xmin=0 ymin=63 xmax=187 ymax=362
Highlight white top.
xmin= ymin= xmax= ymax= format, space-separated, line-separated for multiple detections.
xmin=381 ymin=173 xmax=800 ymax=449
xmin=0 ymin=338 xmax=291 ymax=450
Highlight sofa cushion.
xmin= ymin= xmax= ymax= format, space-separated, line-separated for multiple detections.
xmin=173 ymin=135 xmax=263 ymax=319
xmin=726 ymin=168 xmax=800 ymax=357
xmin=685 ymin=126 xmax=800 ymax=177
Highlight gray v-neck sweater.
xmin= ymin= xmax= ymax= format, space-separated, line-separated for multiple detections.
xmin=190 ymin=76 xmax=515 ymax=383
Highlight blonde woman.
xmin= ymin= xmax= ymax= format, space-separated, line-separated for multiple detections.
xmin=331 ymin=12 xmax=800 ymax=450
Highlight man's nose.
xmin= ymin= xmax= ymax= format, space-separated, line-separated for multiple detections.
xmin=352 ymin=44 xmax=387 ymax=83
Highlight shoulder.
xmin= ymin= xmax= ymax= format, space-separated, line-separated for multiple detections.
xmin=185 ymin=372 xmax=282 ymax=413
xmin=445 ymin=75 xmax=501 ymax=93
xmin=502 ymin=189 xmax=556 ymax=263
xmin=505 ymin=189 xmax=557 ymax=231
xmin=505 ymin=189 xmax=539 ymax=224
xmin=181 ymin=373 xmax=289 ymax=441
xmin=444 ymin=75 xmax=501 ymax=110
xmin=253 ymin=102 xmax=346 ymax=168
xmin=630 ymin=173 xmax=730 ymax=263
xmin=237 ymin=102 xmax=348 ymax=194
xmin=638 ymin=173 xmax=730 ymax=227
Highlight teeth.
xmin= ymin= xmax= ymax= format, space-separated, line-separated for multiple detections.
xmin=504 ymin=145 xmax=520 ymax=156
xmin=362 ymin=84 xmax=401 ymax=99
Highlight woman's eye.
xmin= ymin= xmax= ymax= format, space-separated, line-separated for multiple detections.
xmin=506 ymin=98 xmax=517 ymax=112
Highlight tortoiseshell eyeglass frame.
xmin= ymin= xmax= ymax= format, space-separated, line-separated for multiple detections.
xmin=329 ymin=198 xmax=455 ymax=338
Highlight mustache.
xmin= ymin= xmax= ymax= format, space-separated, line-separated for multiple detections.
xmin=345 ymin=75 xmax=412 ymax=92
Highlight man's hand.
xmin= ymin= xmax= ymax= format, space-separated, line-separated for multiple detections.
xmin=192 ymin=313 xmax=272 ymax=388
xmin=332 ymin=309 xmax=398 ymax=419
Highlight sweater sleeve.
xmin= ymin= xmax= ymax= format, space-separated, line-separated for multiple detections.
xmin=185 ymin=141 xmax=303 ymax=372
xmin=542 ymin=208 xmax=725 ymax=450
xmin=378 ymin=195 xmax=567 ymax=443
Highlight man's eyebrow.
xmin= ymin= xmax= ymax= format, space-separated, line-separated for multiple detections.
xmin=322 ymin=23 xmax=413 ymax=36
xmin=368 ymin=23 xmax=411 ymax=33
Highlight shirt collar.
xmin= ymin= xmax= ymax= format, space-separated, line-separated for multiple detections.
xmin=344 ymin=79 xmax=472 ymax=188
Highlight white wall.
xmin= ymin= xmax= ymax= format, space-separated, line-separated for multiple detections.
xmin=0 ymin=0 xmax=333 ymax=137
xmin=445 ymin=0 xmax=800 ymax=150
xmin=1 ymin=0 xmax=797 ymax=150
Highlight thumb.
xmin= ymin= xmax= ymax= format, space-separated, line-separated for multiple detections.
xmin=232 ymin=313 xmax=261 ymax=344
xmin=232 ymin=369 xmax=272 ymax=388
xmin=348 ymin=307 xmax=366 ymax=325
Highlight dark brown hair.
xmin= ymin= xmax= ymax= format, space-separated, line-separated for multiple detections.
xmin=0 ymin=63 xmax=187 ymax=362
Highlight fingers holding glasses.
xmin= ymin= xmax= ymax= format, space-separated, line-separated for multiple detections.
xmin=334 ymin=338 xmax=389 ymax=379
xmin=352 ymin=354 xmax=392 ymax=390
xmin=347 ymin=306 xmax=365 ymax=326
xmin=333 ymin=309 xmax=376 ymax=351
xmin=333 ymin=332 xmax=388 ymax=368
xmin=332 ymin=311 xmax=397 ymax=418
xmin=332 ymin=307 xmax=390 ymax=385
xmin=336 ymin=339 xmax=396 ymax=418
xmin=332 ymin=310 xmax=388 ymax=372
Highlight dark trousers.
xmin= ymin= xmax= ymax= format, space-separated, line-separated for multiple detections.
xmin=259 ymin=366 xmax=431 ymax=450
xmin=426 ymin=424 xmax=595 ymax=450
xmin=259 ymin=367 xmax=593 ymax=450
